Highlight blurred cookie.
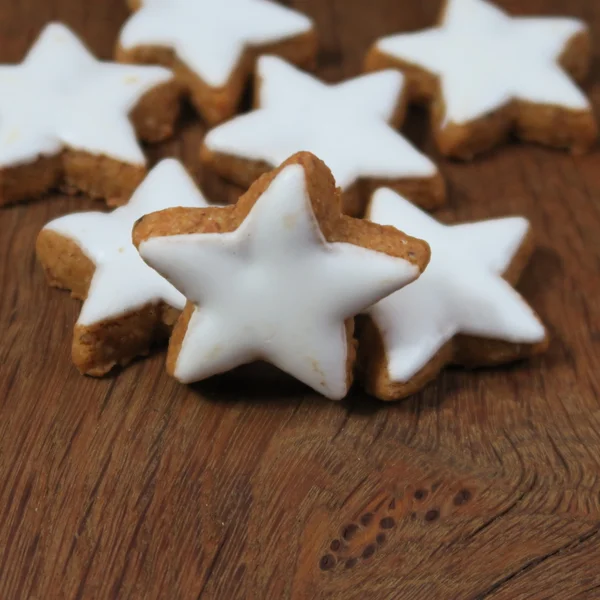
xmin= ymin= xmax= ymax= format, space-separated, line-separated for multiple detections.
xmin=202 ymin=56 xmax=445 ymax=216
xmin=0 ymin=23 xmax=181 ymax=207
xmin=117 ymin=0 xmax=317 ymax=125
xmin=365 ymin=0 xmax=597 ymax=159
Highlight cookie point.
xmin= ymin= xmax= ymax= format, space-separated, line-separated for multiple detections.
xmin=42 ymin=22 xmax=74 ymax=44
xmin=131 ymin=216 xmax=148 ymax=248
xmin=45 ymin=21 xmax=69 ymax=34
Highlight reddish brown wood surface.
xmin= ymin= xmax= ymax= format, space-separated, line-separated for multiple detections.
xmin=1 ymin=0 xmax=600 ymax=598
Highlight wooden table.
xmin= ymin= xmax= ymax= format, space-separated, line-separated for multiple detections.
xmin=1 ymin=0 xmax=599 ymax=598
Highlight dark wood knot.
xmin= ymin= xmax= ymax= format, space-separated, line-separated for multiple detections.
xmin=424 ymin=509 xmax=440 ymax=522
xmin=360 ymin=512 xmax=373 ymax=526
xmin=342 ymin=523 xmax=358 ymax=541
xmin=362 ymin=544 xmax=376 ymax=560
xmin=414 ymin=489 xmax=428 ymax=501
xmin=319 ymin=554 xmax=336 ymax=571
xmin=453 ymin=489 xmax=472 ymax=506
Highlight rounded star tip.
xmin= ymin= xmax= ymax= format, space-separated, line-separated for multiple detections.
xmin=36 ymin=22 xmax=79 ymax=45
xmin=43 ymin=22 xmax=72 ymax=35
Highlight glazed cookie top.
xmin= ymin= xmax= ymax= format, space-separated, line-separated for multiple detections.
xmin=366 ymin=188 xmax=547 ymax=383
xmin=44 ymin=160 xmax=210 ymax=326
xmin=134 ymin=153 xmax=429 ymax=399
xmin=374 ymin=0 xmax=590 ymax=125
xmin=204 ymin=56 xmax=437 ymax=190
xmin=0 ymin=22 xmax=173 ymax=168
xmin=119 ymin=0 xmax=314 ymax=88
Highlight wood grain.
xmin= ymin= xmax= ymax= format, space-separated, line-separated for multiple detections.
xmin=1 ymin=0 xmax=600 ymax=598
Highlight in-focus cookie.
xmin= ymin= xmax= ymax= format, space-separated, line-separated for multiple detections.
xmin=365 ymin=0 xmax=597 ymax=159
xmin=117 ymin=0 xmax=317 ymax=125
xmin=36 ymin=159 xmax=211 ymax=376
xmin=358 ymin=188 xmax=549 ymax=401
xmin=0 ymin=23 xmax=181 ymax=207
xmin=202 ymin=56 xmax=445 ymax=216
xmin=133 ymin=152 xmax=430 ymax=400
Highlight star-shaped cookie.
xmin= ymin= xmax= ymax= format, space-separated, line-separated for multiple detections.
xmin=36 ymin=159 xmax=211 ymax=376
xmin=359 ymin=188 xmax=549 ymax=401
xmin=202 ymin=56 xmax=445 ymax=216
xmin=133 ymin=153 xmax=430 ymax=400
xmin=0 ymin=22 xmax=181 ymax=207
xmin=365 ymin=0 xmax=597 ymax=159
xmin=117 ymin=0 xmax=317 ymax=124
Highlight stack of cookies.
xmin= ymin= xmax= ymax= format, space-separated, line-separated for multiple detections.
xmin=2 ymin=0 xmax=594 ymax=401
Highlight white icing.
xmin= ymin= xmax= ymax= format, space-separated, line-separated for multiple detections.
xmin=204 ymin=56 xmax=437 ymax=190
xmin=375 ymin=0 xmax=590 ymax=125
xmin=139 ymin=163 xmax=420 ymax=399
xmin=366 ymin=188 xmax=547 ymax=383
xmin=119 ymin=0 xmax=313 ymax=88
xmin=44 ymin=159 xmax=210 ymax=326
xmin=0 ymin=22 xmax=173 ymax=168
